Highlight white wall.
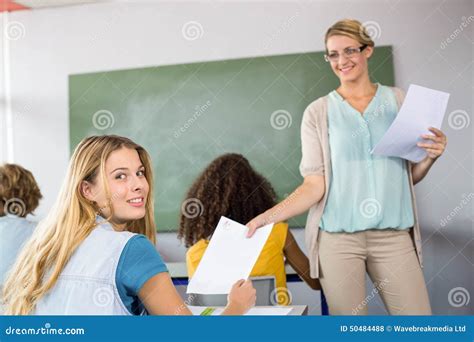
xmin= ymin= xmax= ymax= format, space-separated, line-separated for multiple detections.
xmin=0 ymin=13 xmax=6 ymax=162
xmin=1 ymin=0 xmax=472 ymax=315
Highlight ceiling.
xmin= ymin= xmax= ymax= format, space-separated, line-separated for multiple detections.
xmin=0 ymin=0 xmax=106 ymax=12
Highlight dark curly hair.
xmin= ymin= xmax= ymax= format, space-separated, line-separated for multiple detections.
xmin=0 ymin=163 xmax=42 ymax=217
xmin=178 ymin=153 xmax=277 ymax=248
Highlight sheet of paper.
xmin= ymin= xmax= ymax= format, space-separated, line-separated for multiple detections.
xmin=186 ymin=216 xmax=274 ymax=294
xmin=371 ymin=84 xmax=450 ymax=162
xmin=187 ymin=306 xmax=292 ymax=316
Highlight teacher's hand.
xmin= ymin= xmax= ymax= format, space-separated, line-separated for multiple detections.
xmin=246 ymin=214 xmax=268 ymax=238
xmin=417 ymin=127 xmax=447 ymax=161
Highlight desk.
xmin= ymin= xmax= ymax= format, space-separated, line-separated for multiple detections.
xmin=287 ymin=305 xmax=308 ymax=316
xmin=189 ymin=305 xmax=308 ymax=316
xmin=166 ymin=262 xmax=328 ymax=315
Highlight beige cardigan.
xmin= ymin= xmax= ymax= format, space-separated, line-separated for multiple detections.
xmin=299 ymin=87 xmax=423 ymax=278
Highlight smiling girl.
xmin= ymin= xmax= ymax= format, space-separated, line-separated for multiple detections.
xmin=3 ymin=135 xmax=255 ymax=315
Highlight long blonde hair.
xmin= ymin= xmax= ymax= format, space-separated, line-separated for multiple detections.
xmin=2 ymin=135 xmax=156 ymax=315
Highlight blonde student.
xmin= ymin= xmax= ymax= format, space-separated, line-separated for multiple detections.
xmin=247 ymin=19 xmax=447 ymax=315
xmin=2 ymin=135 xmax=255 ymax=315
xmin=178 ymin=153 xmax=320 ymax=306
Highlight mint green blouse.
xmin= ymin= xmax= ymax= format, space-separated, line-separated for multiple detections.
xmin=320 ymin=84 xmax=414 ymax=233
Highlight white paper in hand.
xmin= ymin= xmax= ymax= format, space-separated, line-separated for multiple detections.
xmin=186 ymin=216 xmax=274 ymax=294
xmin=371 ymin=84 xmax=450 ymax=162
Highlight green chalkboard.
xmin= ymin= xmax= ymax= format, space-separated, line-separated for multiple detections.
xmin=69 ymin=46 xmax=395 ymax=231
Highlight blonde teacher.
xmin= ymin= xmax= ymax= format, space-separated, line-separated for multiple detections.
xmin=247 ymin=19 xmax=447 ymax=315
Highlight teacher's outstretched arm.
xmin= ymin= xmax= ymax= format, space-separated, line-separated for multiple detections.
xmin=246 ymin=174 xmax=325 ymax=237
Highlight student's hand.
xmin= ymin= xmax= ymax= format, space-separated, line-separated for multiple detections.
xmin=417 ymin=127 xmax=447 ymax=161
xmin=246 ymin=214 xmax=268 ymax=238
xmin=223 ymin=279 xmax=256 ymax=315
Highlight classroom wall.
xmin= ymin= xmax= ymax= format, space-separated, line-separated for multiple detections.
xmin=0 ymin=0 xmax=472 ymax=315
xmin=0 ymin=14 xmax=6 ymax=163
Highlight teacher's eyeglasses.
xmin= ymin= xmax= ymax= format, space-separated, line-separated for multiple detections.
xmin=324 ymin=45 xmax=368 ymax=63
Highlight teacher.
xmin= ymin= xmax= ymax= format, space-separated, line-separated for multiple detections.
xmin=247 ymin=19 xmax=447 ymax=315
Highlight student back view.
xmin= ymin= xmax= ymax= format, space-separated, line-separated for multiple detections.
xmin=0 ymin=164 xmax=42 ymax=288
xmin=178 ymin=153 xmax=320 ymax=305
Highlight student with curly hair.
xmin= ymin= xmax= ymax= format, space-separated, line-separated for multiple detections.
xmin=178 ymin=153 xmax=320 ymax=305
xmin=0 ymin=164 xmax=42 ymax=289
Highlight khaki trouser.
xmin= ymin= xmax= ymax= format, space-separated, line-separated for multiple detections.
xmin=318 ymin=228 xmax=431 ymax=315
